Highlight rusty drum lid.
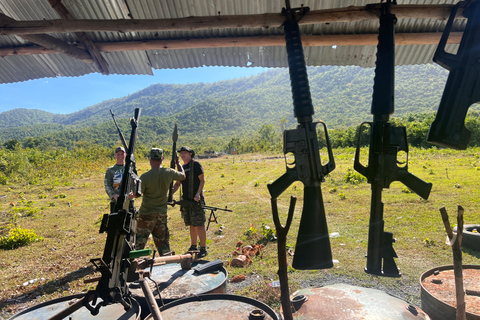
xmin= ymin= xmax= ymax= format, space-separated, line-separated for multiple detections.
xmin=155 ymin=293 xmax=280 ymax=320
xmin=287 ymin=283 xmax=430 ymax=320
xmin=8 ymin=294 xmax=140 ymax=320
xmin=129 ymin=260 xmax=227 ymax=301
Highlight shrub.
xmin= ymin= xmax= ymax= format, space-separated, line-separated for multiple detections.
xmin=261 ymin=224 xmax=277 ymax=242
xmin=0 ymin=227 xmax=43 ymax=250
xmin=343 ymin=168 xmax=367 ymax=184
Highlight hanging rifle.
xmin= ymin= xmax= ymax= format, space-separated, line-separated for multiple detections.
xmin=354 ymin=1 xmax=432 ymax=277
xmin=426 ymin=0 xmax=480 ymax=150
xmin=167 ymin=124 xmax=178 ymax=205
xmin=267 ymin=1 xmax=335 ymax=270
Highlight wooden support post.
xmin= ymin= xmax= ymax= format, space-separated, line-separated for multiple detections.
xmin=46 ymin=0 xmax=110 ymax=74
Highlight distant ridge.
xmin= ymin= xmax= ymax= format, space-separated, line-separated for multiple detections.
xmin=0 ymin=65 xmax=452 ymax=148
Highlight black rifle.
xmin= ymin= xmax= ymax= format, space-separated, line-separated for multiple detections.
xmin=167 ymin=124 xmax=178 ymax=205
xmin=267 ymin=1 xmax=335 ymax=270
xmin=86 ymin=108 xmax=142 ymax=314
xmin=426 ymin=0 xmax=480 ymax=150
xmin=174 ymin=199 xmax=232 ymax=230
xmin=354 ymin=1 xmax=432 ymax=277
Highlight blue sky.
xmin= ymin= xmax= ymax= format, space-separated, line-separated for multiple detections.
xmin=0 ymin=66 xmax=269 ymax=114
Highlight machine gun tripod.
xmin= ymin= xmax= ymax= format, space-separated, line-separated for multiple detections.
xmin=173 ymin=199 xmax=232 ymax=230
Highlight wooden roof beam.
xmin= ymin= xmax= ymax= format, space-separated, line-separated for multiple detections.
xmin=0 ymin=5 xmax=459 ymax=36
xmin=0 ymin=32 xmax=462 ymax=57
xmin=0 ymin=12 xmax=93 ymax=63
xmin=47 ymin=0 xmax=110 ymax=74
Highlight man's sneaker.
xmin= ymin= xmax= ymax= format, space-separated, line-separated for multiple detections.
xmin=187 ymin=245 xmax=198 ymax=252
xmin=198 ymin=247 xmax=208 ymax=258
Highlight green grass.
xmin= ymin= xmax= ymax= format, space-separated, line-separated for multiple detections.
xmin=1 ymin=148 xmax=480 ymax=318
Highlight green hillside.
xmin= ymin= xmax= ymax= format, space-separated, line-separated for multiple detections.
xmin=0 ymin=64 xmax=460 ymax=150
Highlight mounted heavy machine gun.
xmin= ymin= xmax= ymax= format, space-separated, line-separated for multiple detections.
xmin=47 ymin=108 xmax=148 ymax=319
xmin=354 ymin=0 xmax=432 ymax=277
xmin=427 ymin=0 xmax=480 ymax=150
xmin=267 ymin=0 xmax=335 ymax=271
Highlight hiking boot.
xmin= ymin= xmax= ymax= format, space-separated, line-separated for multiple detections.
xmin=198 ymin=247 xmax=208 ymax=258
xmin=187 ymin=245 xmax=198 ymax=252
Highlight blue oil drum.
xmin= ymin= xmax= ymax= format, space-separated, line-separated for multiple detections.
xmin=145 ymin=293 xmax=281 ymax=320
xmin=8 ymin=294 xmax=141 ymax=320
xmin=285 ymin=283 xmax=430 ymax=319
xmin=129 ymin=260 xmax=227 ymax=319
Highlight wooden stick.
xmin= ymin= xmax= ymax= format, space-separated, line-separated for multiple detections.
xmin=271 ymin=196 xmax=296 ymax=320
xmin=439 ymin=206 xmax=465 ymax=320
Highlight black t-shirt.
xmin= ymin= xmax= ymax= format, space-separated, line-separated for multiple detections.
xmin=181 ymin=161 xmax=204 ymax=200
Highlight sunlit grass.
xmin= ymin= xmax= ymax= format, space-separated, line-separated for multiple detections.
xmin=1 ymin=147 xmax=480 ymax=318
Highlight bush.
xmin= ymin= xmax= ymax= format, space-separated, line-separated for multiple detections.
xmin=343 ymin=168 xmax=367 ymax=184
xmin=0 ymin=227 xmax=43 ymax=250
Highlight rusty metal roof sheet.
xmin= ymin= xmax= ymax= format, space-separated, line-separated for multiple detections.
xmin=0 ymin=0 xmax=465 ymax=83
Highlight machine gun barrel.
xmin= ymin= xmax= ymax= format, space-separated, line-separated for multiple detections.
xmin=167 ymin=124 xmax=178 ymax=205
xmin=110 ymin=109 xmax=128 ymax=150
xmin=427 ymin=0 xmax=480 ymax=150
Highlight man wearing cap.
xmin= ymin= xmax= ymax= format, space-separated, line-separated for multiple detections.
xmin=104 ymin=146 xmax=126 ymax=213
xmin=135 ymin=148 xmax=185 ymax=256
xmin=173 ymin=146 xmax=208 ymax=258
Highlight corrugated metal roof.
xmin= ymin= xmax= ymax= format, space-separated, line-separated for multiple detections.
xmin=0 ymin=0 xmax=467 ymax=83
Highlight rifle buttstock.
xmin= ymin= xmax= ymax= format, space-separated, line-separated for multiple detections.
xmin=292 ymin=185 xmax=333 ymax=270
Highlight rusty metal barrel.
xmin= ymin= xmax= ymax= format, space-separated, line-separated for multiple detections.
xmin=144 ymin=293 xmax=280 ymax=320
xmin=8 ymin=294 xmax=141 ymax=320
xmin=285 ymin=283 xmax=430 ymax=319
xmin=129 ymin=260 xmax=227 ymax=319
xmin=420 ymin=265 xmax=480 ymax=320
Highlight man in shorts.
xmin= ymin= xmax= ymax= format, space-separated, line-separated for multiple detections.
xmin=173 ymin=146 xmax=208 ymax=258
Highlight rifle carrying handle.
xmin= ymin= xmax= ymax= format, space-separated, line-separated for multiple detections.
xmin=354 ymin=122 xmax=370 ymax=176
xmin=317 ymin=121 xmax=336 ymax=176
xmin=433 ymin=1 xmax=465 ymax=70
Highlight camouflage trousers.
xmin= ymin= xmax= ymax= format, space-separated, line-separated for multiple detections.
xmin=135 ymin=213 xmax=170 ymax=256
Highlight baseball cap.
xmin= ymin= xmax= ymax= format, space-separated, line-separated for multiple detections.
xmin=178 ymin=146 xmax=195 ymax=158
xmin=115 ymin=146 xmax=125 ymax=153
xmin=150 ymin=148 xmax=164 ymax=160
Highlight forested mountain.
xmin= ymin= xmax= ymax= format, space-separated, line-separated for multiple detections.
xmin=0 ymin=64 xmax=460 ymax=150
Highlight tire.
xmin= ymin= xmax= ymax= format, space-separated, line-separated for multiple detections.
xmin=453 ymin=224 xmax=480 ymax=251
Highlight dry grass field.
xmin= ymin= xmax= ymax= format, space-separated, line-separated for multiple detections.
xmin=1 ymin=148 xmax=480 ymax=319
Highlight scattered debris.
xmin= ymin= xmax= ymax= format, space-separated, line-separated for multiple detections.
xmin=230 ymin=244 xmax=263 ymax=267
xmin=231 ymin=255 xmax=250 ymax=267
xmin=230 ymin=274 xmax=246 ymax=283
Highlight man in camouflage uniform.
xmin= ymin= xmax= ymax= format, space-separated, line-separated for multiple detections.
xmin=135 ymin=148 xmax=185 ymax=256
xmin=104 ymin=146 xmax=126 ymax=213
